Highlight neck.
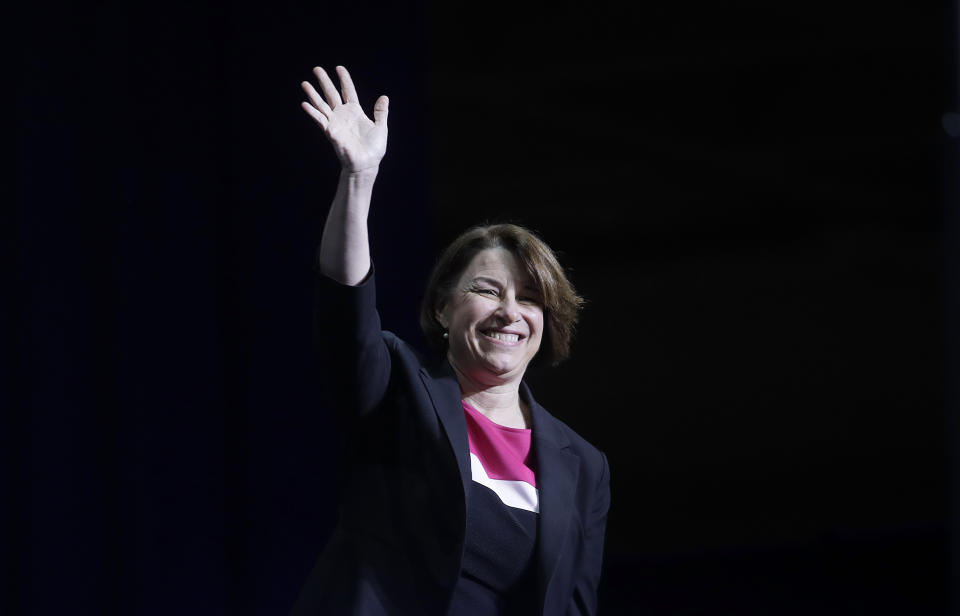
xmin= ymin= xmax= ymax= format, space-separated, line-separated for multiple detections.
xmin=448 ymin=356 xmax=530 ymax=428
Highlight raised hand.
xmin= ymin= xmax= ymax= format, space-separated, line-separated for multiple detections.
xmin=301 ymin=66 xmax=389 ymax=173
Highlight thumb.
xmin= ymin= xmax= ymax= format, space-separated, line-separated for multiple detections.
xmin=373 ymin=95 xmax=389 ymax=127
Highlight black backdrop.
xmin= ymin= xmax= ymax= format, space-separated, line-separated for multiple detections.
xmin=8 ymin=0 xmax=959 ymax=614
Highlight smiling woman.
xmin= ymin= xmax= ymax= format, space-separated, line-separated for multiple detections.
xmin=420 ymin=224 xmax=584 ymax=369
xmin=293 ymin=65 xmax=611 ymax=616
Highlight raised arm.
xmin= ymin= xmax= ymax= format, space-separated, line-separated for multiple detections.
xmin=301 ymin=65 xmax=389 ymax=286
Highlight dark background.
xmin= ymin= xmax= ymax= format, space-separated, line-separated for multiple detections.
xmin=7 ymin=0 xmax=958 ymax=614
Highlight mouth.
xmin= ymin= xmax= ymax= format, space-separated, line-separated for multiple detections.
xmin=480 ymin=329 xmax=526 ymax=346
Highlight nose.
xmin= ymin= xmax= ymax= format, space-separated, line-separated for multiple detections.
xmin=497 ymin=295 xmax=522 ymax=324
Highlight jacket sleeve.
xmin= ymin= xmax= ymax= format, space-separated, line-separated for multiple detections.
xmin=569 ymin=451 xmax=611 ymax=615
xmin=313 ymin=263 xmax=391 ymax=422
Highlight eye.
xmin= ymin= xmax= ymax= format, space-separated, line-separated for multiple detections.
xmin=474 ymin=287 xmax=498 ymax=296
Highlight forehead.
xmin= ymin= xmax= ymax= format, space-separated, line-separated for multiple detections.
xmin=460 ymin=247 xmax=533 ymax=285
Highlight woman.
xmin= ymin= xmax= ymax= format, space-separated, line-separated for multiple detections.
xmin=293 ymin=65 xmax=611 ymax=616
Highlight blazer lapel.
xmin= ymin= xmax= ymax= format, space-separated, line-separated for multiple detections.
xmin=523 ymin=382 xmax=581 ymax=613
xmin=420 ymin=360 xmax=472 ymax=514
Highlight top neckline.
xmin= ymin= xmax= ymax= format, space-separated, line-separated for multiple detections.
xmin=462 ymin=400 xmax=532 ymax=432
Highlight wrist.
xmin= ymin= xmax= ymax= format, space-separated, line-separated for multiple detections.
xmin=341 ymin=166 xmax=379 ymax=184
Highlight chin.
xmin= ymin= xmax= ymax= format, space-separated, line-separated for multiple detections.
xmin=478 ymin=356 xmax=527 ymax=378
xmin=483 ymin=364 xmax=518 ymax=377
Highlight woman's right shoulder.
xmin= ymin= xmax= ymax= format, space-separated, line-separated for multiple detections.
xmin=380 ymin=330 xmax=432 ymax=370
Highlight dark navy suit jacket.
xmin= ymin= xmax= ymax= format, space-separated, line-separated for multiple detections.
xmin=291 ymin=267 xmax=611 ymax=615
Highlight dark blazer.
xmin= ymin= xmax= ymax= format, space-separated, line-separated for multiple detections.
xmin=291 ymin=266 xmax=611 ymax=615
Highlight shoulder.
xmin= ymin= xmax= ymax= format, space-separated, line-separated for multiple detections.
xmin=381 ymin=330 xmax=425 ymax=362
xmin=549 ymin=410 xmax=601 ymax=457
xmin=535 ymin=402 xmax=609 ymax=483
xmin=380 ymin=330 xmax=443 ymax=379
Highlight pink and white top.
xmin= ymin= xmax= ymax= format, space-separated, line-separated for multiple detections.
xmin=462 ymin=400 xmax=539 ymax=514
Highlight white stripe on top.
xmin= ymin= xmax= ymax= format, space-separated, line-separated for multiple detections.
xmin=470 ymin=452 xmax=540 ymax=514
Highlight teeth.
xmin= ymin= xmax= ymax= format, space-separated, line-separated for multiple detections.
xmin=485 ymin=332 xmax=519 ymax=343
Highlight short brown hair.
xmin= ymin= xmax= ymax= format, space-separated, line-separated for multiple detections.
xmin=419 ymin=224 xmax=584 ymax=366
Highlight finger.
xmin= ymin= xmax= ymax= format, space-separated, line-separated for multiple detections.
xmin=312 ymin=66 xmax=343 ymax=107
xmin=301 ymin=81 xmax=333 ymax=117
xmin=373 ymin=95 xmax=389 ymax=127
xmin=335 ymin=66 xmax=360 ymax=104
xmin=301 ymin=101 xmax=329 ymax=130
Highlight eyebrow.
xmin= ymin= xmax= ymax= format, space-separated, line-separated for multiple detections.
xmin=470 ymin=276 xmax=539 ymax=293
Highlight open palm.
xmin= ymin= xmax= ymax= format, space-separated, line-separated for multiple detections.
xmin=301 ymin=66 xmax=388 ymax=173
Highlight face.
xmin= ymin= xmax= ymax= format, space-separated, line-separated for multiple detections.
xmin=436 ymin=247 xmax=544 ymax=384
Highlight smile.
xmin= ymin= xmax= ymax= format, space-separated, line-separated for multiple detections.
xmin=480 ymin=330 xmax=525 ymax=346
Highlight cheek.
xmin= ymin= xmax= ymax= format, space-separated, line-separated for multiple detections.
xmin=450 ymin=300 xmax=485 ymax=331
xmin=530 ymin=313 xmax=545 ymax=341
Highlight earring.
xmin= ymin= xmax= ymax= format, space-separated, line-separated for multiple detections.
xmin=442 ymin=331 xmax=449 ymax=340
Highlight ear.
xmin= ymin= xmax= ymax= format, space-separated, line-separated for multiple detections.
xmin=434 ymin=304 xmax=448 ymax=329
